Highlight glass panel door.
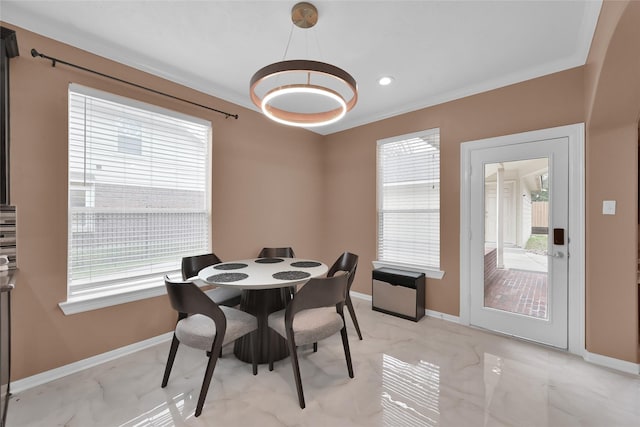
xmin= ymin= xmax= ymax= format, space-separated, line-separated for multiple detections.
xmin=483 ymin=158 xmax=549 ymax=320
xmin=469 ymin=137 xmax=568 ymax=349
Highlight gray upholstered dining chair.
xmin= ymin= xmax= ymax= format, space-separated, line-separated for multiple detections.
xmin=267 ymin=273 xmax=354 ymax=409
xmin=161 ymin=276 xmax=258 ymax=417
xmin=182 ymin=253 xmax=242 ymax=307
xmin=257 ymin=247 xmax=296 ymax=258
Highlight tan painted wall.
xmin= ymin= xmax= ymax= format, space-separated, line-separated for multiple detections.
xmin=6 ymin=25 xmax=324 ymax=380
xmin=322 ymin=68 xmax=585 ymax=316
xmin=583 ymin=0 xmax=640 ymax=362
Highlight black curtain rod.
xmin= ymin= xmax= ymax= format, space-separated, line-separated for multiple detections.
xmin=30 ymin=48 xmax=238 ymax=120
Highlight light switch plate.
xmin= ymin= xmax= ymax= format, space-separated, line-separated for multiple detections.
xmin=602 ymin=200 xmax=616 ymax=215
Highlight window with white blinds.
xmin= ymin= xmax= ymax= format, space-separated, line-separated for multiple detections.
xmin=68 ymin=84 xmax=211 ymax=299
xmin=377 ymin=129 xmax=440 ymax=270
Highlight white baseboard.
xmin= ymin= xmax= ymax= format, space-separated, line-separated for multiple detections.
xmin=351 ymin=291 xmax=461 ymax=323
xmin=11 ymin=332 xmax=173 ymax=394
xmin=350 ymin=290 xmax=372 ymax=302
xmin=583 ymin=350 xmax=640 ymax=375
xmin=425 ymin=309 xmax=461 ymax=324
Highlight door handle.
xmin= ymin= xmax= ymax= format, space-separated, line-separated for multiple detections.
xmin=549 ymin=251 xmax=564 ymax=259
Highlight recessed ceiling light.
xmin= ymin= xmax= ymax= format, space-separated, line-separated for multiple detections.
xmin=378 ymin=76 xmax=394 ymax=86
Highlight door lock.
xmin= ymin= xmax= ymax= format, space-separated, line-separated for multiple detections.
xmin=553 ymin=228 xmax=565 ymax=245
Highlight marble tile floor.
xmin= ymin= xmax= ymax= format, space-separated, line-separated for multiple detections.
xmin=8 ymin=298 xmax=640 ymax=427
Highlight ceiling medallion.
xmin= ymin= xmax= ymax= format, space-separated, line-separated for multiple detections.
xmin=249 ymin=2 xmax=358 ymax=128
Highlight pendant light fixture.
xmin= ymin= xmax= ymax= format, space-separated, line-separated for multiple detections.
xmin=250 ymin=2 xmax=358 ymax=128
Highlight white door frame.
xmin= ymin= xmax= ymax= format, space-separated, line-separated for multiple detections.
xmin=460 ymin=123 xmax=585 ymax=356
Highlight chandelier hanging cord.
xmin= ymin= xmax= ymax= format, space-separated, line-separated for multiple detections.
xmin=281 ymin=23 xmax=295 ymax=61
xmin=30 ymin=48 xmax=239 ymax=120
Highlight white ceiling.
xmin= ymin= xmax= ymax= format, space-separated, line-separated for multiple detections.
xmin=1 ymin=1 xmax=602 ymax=135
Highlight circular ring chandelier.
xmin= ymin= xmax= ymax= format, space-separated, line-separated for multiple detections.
xmin=249 ymin=2 xmax=358 ymax=128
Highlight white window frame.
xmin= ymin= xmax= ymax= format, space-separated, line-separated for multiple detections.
xmin=374 ymin=129 xmax=445 ymax=279
xmin=60 ymin=84 xmax=212 ymax=315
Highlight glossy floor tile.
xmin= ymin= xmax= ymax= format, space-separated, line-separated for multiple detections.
xmin=8 ymin=298 xmax=640 ymax=426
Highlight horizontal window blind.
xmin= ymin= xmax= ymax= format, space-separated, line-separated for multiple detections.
xmin=68 ymin=84 xmax=211 ymax=297
xmin=377 ymin=129 xmax=440 ymax=269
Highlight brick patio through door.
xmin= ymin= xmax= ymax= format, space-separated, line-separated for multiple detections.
xmin=484 ymin=248 xmax=548 ymax=319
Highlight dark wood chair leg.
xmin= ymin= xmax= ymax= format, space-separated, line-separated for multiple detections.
xmin=195 ymin=341 xmax=222 ymax=417
xmin=346 ymin=295 xmax=362 ymax=340
xmin=267 ymin=330 xmax=274 ymax=371
xmin=286 ymin=334 xmax=305 ymax=409
xmin=340 ymin=326 xmax=354 ymax=378
xmin=161 ymin=334 xmax=180 ymax=387
xmin=251 ymin=331 xmax=258 ymax=375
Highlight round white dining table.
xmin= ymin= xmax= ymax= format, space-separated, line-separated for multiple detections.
xmin=198 ymin=257 xmax=328 ymax=363
xmin=197 ymin=257 xmax=328 ymax=290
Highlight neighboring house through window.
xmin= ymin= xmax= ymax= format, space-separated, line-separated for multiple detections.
xmin=117 ymin=118 xmax=143 ymax=155
xmin=66 ymin=84 xmax=211 ymax=307
xmin=376 ymin=128 xmax=441 ymax=275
